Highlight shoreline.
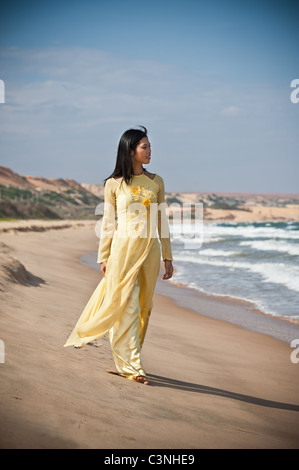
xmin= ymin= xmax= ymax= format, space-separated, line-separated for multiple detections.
xmin=1 ymin=217 xmax=298 ymax=344
xmin=0 ymin=220 xmax=299 ymax=448
xmin=80 ymin=250 xmax=299 ymax=345
xmin=155 ymin=279 xmax=299 ymax=345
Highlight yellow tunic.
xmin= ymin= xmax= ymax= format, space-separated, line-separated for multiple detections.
xmin=64 ymin=173 xmax=172 ymax=378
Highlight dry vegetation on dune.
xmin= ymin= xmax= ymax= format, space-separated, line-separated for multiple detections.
xmin=1 ymin=165 xmax=299 ymax=222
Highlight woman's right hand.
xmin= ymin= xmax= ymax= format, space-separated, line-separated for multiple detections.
xmin=100 ymin=261 xmax=107 ymax=276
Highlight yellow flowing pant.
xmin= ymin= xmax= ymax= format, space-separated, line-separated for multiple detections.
xmin=64 ymin=174 xmax=172 ymax=381
xmin=109 ymin=239 xmax=161 ymax=378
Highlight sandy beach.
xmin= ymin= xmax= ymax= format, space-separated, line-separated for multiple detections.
xmin=0 ymin=220 xmax=298 ymax=449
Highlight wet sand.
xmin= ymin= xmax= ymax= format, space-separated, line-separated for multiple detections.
xmin=0 ymin=220 xmax=298 ymax=449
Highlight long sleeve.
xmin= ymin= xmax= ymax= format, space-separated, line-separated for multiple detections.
xmin=156 ymin=176 xmax=173 ymax=261
xmin=97 ymin=178 xmax=117 ymax=263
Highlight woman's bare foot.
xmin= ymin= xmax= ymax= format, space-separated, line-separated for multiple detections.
xmin=132 ymin=375 xmax=149 ymax=385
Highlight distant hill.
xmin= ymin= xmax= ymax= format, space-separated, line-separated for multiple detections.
xmin=81 ymin=183 xmax=105 ymax=198
xmin=0 ymin=165 xmax=104 ymax=194
xmin=0 ymin=165 xmax=298 ymax=222
xmin=0 ymin=166 xmax=104 ymax=220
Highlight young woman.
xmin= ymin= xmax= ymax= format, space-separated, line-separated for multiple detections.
xmin=64 ymin=127 xmax=173 ymax=385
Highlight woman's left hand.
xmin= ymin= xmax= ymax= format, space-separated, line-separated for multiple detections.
xmin=163 ymin=260 xmax=173 ymax=280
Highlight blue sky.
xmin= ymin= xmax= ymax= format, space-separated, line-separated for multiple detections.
xmin=0 ymin=0 xmax=298 ymax=192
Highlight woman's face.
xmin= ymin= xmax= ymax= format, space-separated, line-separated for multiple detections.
xmin=131 ymin=137 xmax=151 ymax=165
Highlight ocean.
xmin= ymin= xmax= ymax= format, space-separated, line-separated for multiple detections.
xmin=170 ymin=220 xmax=299 ymax=322
xmin=80 ymin=219 xmax=299 ymax=344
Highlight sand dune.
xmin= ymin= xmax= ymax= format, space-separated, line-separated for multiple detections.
xmin=2 ymin=165 xmax=299 ymax=223
xmin=0 ymin=246 xmax=45 ymax=291
xmin=203 ymin=204 xmax=299 ymax=222
xmin=0 ymin=219 xmax=91 ymax=233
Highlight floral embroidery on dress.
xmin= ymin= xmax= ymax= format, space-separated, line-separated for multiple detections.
xmin=130 ymin=185 xmax=156 ymax=208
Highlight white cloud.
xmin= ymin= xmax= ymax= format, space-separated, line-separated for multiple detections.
xmin=0 ymin=46 xmax=298 ymax=192
xmin=1 ymin=47 xmax=190 ymax=135
xmin=1 ymin=46 xmax=284 ymax=133
xmin=220 ymin=105 xmax=241 ymax=116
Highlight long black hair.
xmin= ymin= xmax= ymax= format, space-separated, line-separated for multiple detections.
xmin=105 ymin=126 xmax=148 ymax=185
